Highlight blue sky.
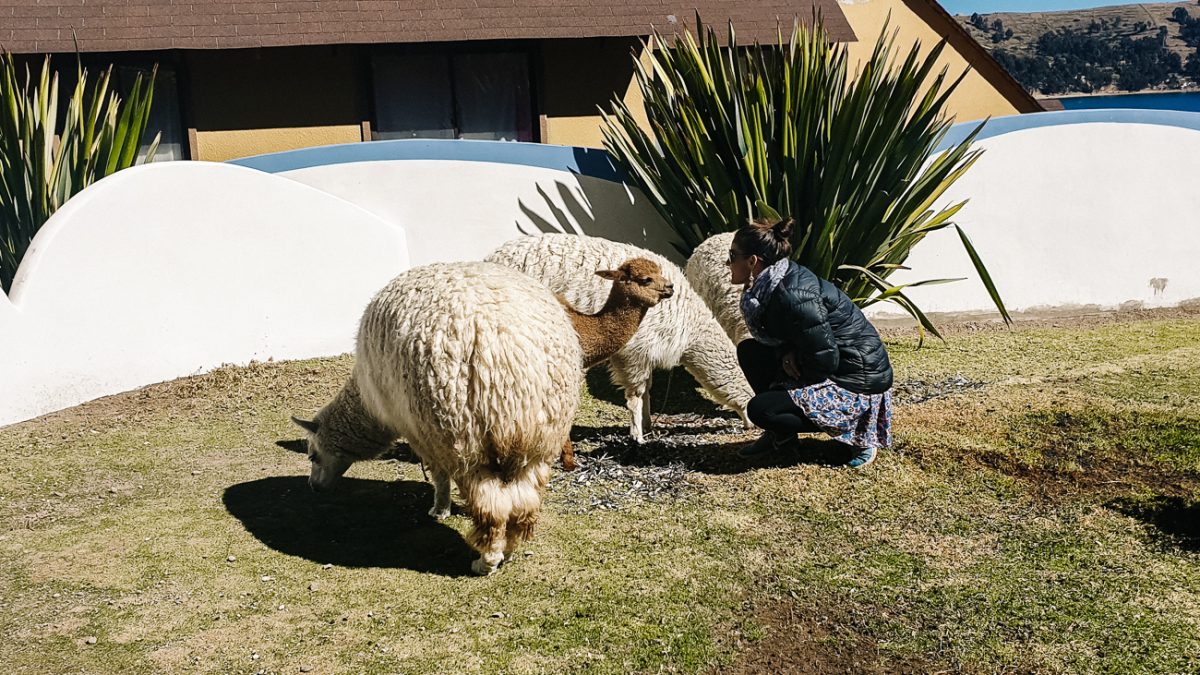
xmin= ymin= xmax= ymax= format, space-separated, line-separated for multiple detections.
xmin=939 ymin=0 xmax=1187 ymax=14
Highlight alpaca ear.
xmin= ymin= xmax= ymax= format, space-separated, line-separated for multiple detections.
xmin=595 ymin=269 xmax=623 ymax=281
xmin=291 ymin=416 xmax=320 ymax=434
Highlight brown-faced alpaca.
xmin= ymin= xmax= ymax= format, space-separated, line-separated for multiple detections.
xmin=557 ymin=257 xmax=674 ymax=469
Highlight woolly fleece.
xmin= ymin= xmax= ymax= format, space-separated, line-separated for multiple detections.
xmin=487 ymin=234 xmax=751 ymax=441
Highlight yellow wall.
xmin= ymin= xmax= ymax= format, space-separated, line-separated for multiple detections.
xmin=195 ymin=127 xmax=363 ymax=163
xmin=838 ymin=0 xmax=1021 ymax=122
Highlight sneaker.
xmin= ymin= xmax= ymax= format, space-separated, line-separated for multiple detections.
xmin=845 ymin=447 xmax=878 ymax=469
xmin=738 ymin=431 xmax=798 ymax=458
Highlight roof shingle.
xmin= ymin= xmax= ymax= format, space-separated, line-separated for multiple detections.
xmin=0 ymin=0 xmax=855 ymax=53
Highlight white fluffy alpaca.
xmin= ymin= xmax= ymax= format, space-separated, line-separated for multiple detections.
xmin=487 ymin=234 xmax=752 ymax=443
xmin=293 ymin=262 xmax=582 ymax=576
xmin=685 ymin=232 xmax=750 ymax=344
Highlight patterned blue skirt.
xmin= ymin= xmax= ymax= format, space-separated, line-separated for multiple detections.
xmin=787 ymin=380 xmax=893 ymax=449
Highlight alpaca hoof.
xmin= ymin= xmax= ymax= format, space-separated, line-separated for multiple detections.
xmin=471 ymin=558 xmax=499 ymax=576
xmin=561 ymin=456 xmax=578 ymax=471
xmin=428 ymin=506 xmax=451 ymax=521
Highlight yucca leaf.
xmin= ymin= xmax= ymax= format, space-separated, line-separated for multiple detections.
xmin=0 ymin=52 xmax=159 ymax=291
xmin=601 ymin=16 xmax=1006 ymax=340
xmin=955 ymin=224 xmax=1012 ymax=325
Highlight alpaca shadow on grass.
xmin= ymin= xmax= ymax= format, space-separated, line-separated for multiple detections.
xmin=603 ymin=437 xmax=855 ymax=475
xmin=275 ymin=439 xmax=307 ymax=454
xmin=275 ymin=438 xmax=422 ymax=464
xmin=572 ymin=418 xmax=853 ymax=475
xmin=223 ymin=475 xmax=475 ymax=577
xmin=1107 ymin=495 xmax=1200 ymax=552
xmin=580 ymin=368 xmax=858 ymax=474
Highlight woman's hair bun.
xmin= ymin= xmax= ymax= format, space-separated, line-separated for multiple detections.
xmin=772 ymin=216 xmax=795 ymax=241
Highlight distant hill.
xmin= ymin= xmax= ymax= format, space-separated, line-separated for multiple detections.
xmin=955 ymin=2 xmax=1200 ymax=96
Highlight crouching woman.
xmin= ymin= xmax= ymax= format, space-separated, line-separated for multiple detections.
xmin=728 ymin=217 xmax=894 ymax=468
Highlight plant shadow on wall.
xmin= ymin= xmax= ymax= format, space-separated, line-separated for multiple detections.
xmin=0 ymin=51 xmax=160 ymax=293
xmin=223 ymin=467 xmax=475 ymax=577
xmin=515 ymin=176 xmax=686 ymax=258
xmin=517 ymin=182 xmax=593 ymax=237
xmin=601 ymin=15 xmax=1014 ymax=342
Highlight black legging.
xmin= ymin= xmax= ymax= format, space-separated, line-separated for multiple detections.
xmin=737 ymin=340 xmax=821 ymax=435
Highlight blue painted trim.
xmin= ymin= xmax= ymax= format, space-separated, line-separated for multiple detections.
xmin=935 ymin=109 xmax=1200 ymax=153
xmin=229 ymin=110 xmax=1200 ymax=178
xmin=229 ymin=138 xmax=627 ymax=183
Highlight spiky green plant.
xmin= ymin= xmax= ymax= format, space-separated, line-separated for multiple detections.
xmin=0 ymin=52 xmax=159 ymax=292
xmin=602 ymin=17 xmax=1011 ymax=339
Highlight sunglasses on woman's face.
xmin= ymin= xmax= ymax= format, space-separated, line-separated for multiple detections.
xmin=726 ymin=250 xmax=752 ymax=265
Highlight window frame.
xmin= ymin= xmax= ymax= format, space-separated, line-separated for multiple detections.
xmin=367 ymin=40 xmax=541 ymax=144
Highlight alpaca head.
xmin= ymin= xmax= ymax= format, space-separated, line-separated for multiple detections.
xmin=290 ymin=415 xmax=354 ymax=492
xmin=595 ymin=257 xmax=674 ymax=308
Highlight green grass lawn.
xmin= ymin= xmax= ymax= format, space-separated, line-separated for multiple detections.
xmin=1 ymin=315 xmax=1198 ymax=673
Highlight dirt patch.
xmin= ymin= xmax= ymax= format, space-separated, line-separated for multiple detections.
xmin=974 ymin=409 xmax=1200 ymax=503
xmin=8 ymin=357 xmax=352 ymax=437
xmin=972 ymin=447 xmax=1199 ymax=504
xmin=716 ymin=597 xmax=938 ymax=675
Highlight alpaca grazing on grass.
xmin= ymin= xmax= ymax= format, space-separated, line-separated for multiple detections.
xmin=487 ymin=234 xmax=753 ymax=443
xmin=292 ymin=261 xmax=583 ymax=576
xmin=556 ymin=257 xmax=674 ymax=468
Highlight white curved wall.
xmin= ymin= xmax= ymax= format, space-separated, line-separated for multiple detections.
xmin=276 ymin=160 xmax=685 ymax=267
xmin=7 ymin=119 xmax=1199 ymax=427
xmin=0 ymin=162 xmax=408 ymax=427
xmin=867 ymin=120 xmax=1200 ymax=319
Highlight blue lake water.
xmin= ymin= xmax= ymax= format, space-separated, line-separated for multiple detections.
xmin=1057 ymin=91 xmax=1200 ymax=112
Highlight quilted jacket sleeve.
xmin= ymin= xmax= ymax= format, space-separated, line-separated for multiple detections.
xmin=776 ymin=286 xmax=839 ymax=385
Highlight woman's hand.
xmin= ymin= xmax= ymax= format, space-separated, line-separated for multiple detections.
xmin=781 ymin=351 xmax=801 ymax=380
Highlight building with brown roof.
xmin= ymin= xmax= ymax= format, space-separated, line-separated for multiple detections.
xmin=0 ymin=0 xmax=1039 ymax=161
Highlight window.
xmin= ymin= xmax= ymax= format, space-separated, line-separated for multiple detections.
xmin=372 ymin=48 xmax=534 ymax=142
xmin=45 ymin=55 xmax=187 ymax=161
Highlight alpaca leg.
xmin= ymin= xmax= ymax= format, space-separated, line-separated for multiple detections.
xmin=738 ymin=407 xmax=754 ymax=431
xmin=561 ymin=438 xmax=578 ymax=471
xmin=465 ymin=472 xmax=510 ymax=575
xmin=608 ymin=355 xmax=652 ymax=444
xmin=504 ymin=463 xmax=550 ymax=560
xmin=428 ymin=467 xmax=451 ymax=521
xmin=641 ymin=388 xmax=652 ymax=433
xmin=627 ymin=394 xmax=645 ymax=444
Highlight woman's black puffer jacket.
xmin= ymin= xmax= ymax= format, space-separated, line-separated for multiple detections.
xmin=760 ymin=261 xmax=893 ymax=394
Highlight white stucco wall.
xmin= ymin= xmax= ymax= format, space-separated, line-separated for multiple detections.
xmin=7 ymin=118 xmax=1199 ymax=427
xmin=0 ymin=162 xmax=408 ymax=427
xmin=866 ymin=119 xmax=1200 ymax=319
xmin=276 ymin=160 xmax=685 ymax=267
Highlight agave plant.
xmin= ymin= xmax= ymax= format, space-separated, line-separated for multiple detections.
xmin=0 ymin=52 xmax=159 ymax=292
xmin=602 ymin=17 xmax=1011 ymax=339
